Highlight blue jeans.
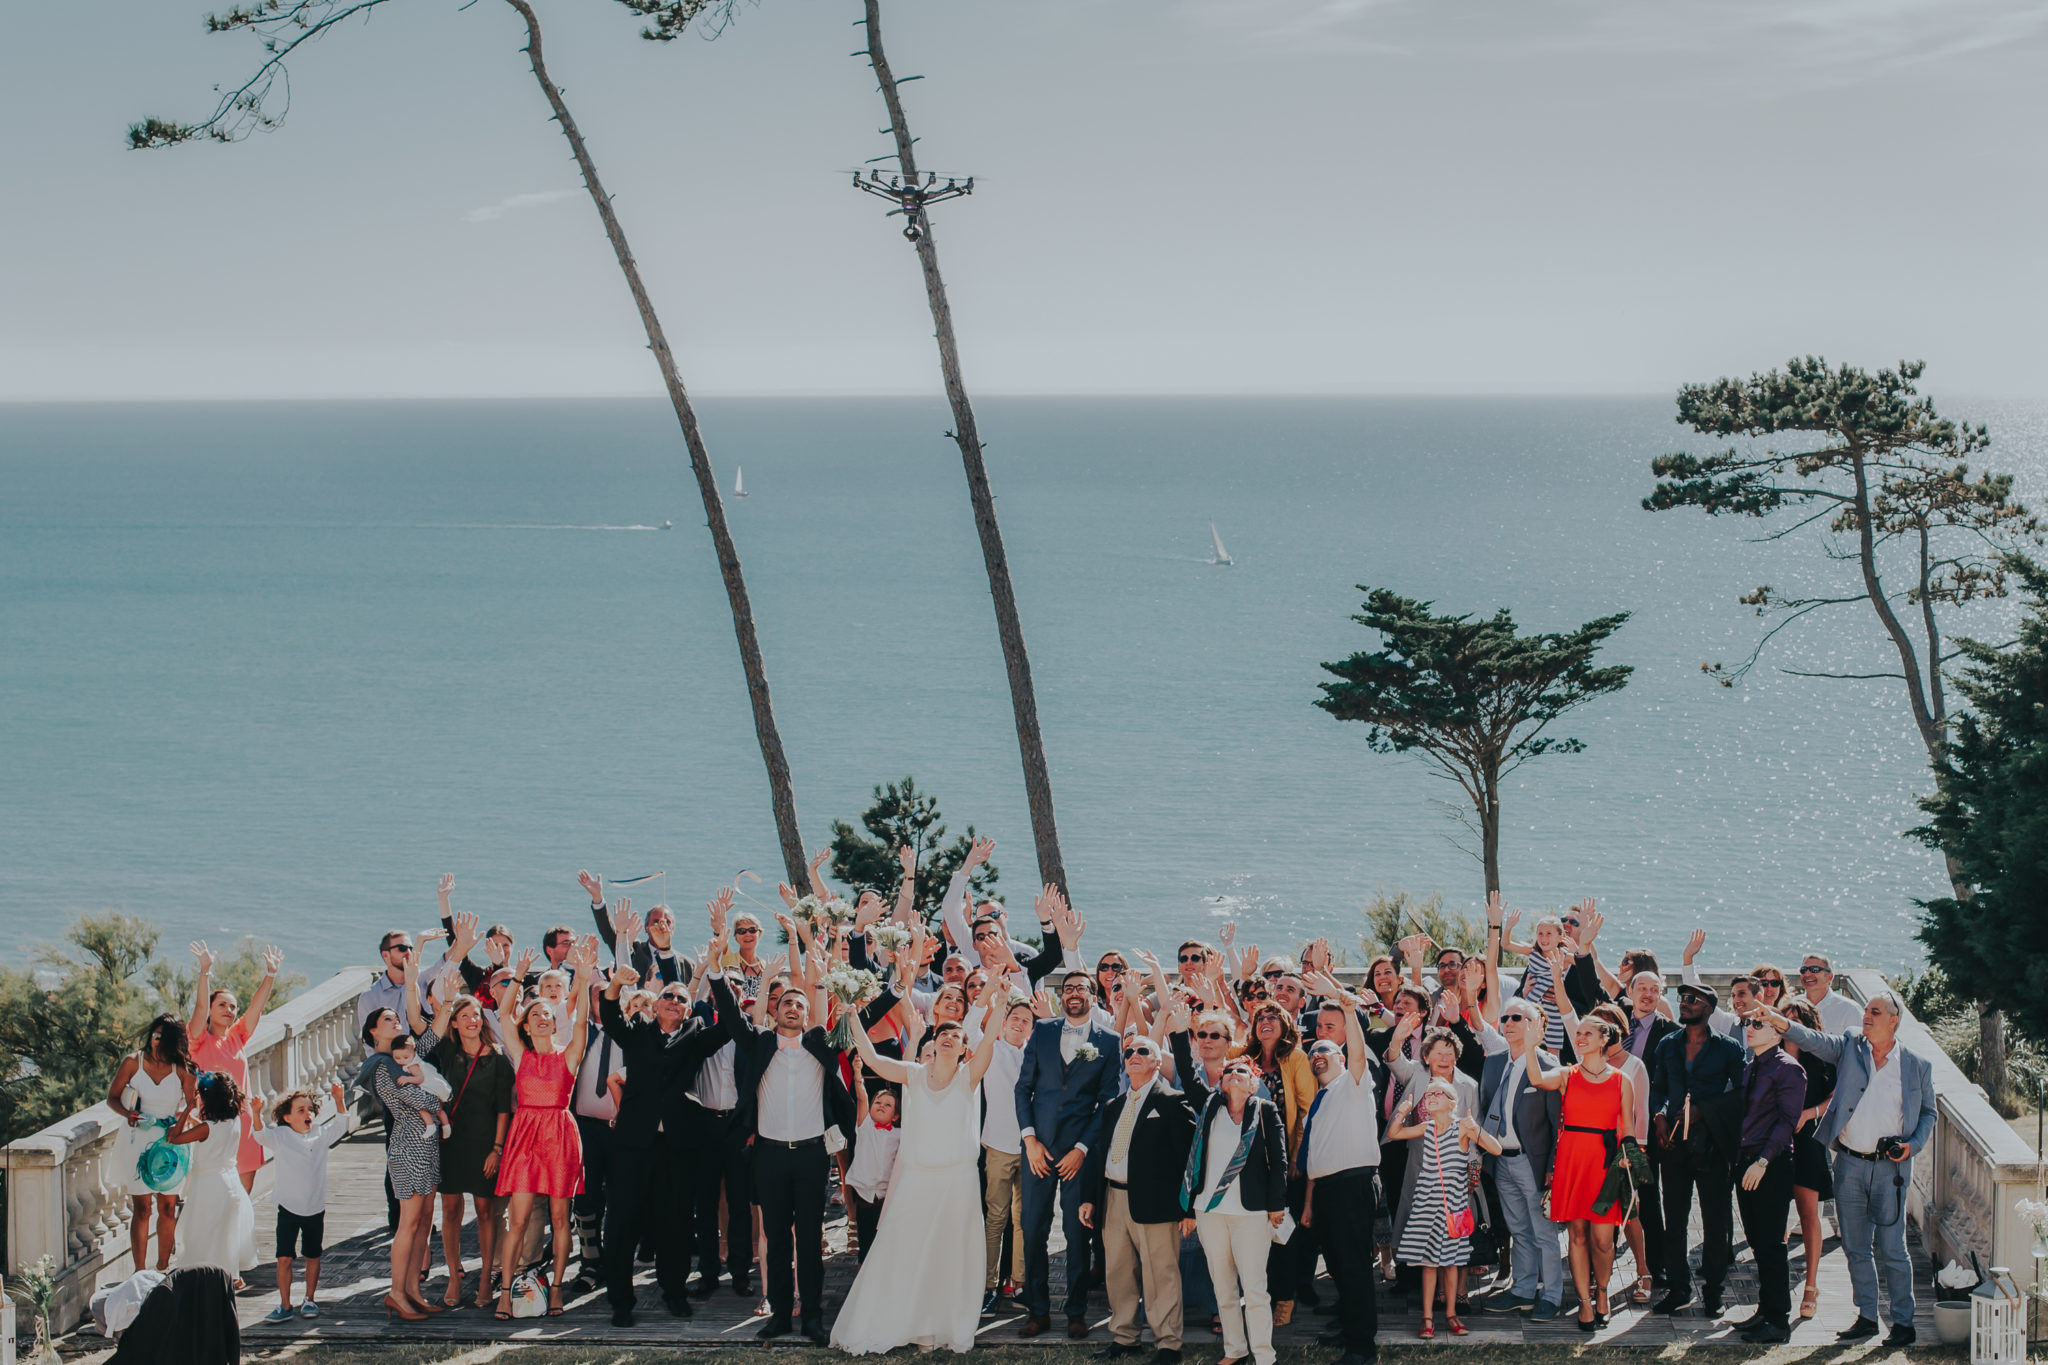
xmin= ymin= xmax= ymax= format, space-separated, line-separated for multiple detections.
xmin=1021 ymin=1159 xmax=1090 ymax=1321
xmin=1833 ymin=1151 xmax=1915 ymax=1325
xmin=1493 ymin=1153 xmax=1564 ymax=1305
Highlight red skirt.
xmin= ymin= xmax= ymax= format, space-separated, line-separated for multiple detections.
xmin=495 ymin=1105 xmax=584 ymax=1198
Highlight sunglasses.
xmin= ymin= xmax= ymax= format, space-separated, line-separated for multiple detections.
xmin=658 ymin=991 xmax=688 ymax=1003
xmin=735 ymin=926 xmax=760 ymax=936
xmin=1178 ymin=954 xmax=1205 ymax=964
xmin=1502 ymin=1012 xmax=1534 ymax=1022
xmin=1744 ymin=1020 xmax=1773 ymax=1030
xmin=1262 ymin=969 xmax=1286 ymax=980
xmin=1799 ymin=965 xmax=1827 ymax=975
xmin=1194 ymin=1030 xmax=1228 ymax=1041
xmin=1757 ymin=977 xmax=1784 ymax=987
xmin=1121 ymin=1047 xmax=1155 ymax=1059
xmin=1222 ymin=1068 xmax=1253 ymax=1080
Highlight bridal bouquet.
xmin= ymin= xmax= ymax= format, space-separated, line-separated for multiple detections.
xmin=867 ymin=923 xmax=914 ymax=957
xmin=821 ymin=965 xmax=884 ymax=1049
xmin=781 ymin=894 xmax=857 ymax=944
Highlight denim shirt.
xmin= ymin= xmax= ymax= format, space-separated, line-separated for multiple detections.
xmin=1648 ymin=1027 xmax=1745 ymax=1120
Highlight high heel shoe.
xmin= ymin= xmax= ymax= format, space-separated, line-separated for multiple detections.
xmin=383 ymin=1293 xmax=429 ymax=1322
xmin=1576 ymin=1309 xmax=1599 ymax=1333
xmin=1594 ymin=1287 xmax=1610 ymax=1329
xmin=1800 ymin=1285 xmax=1820 ymax=1319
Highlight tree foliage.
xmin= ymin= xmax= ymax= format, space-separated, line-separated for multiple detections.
xmin=0 ymin=915 xmax=168 ymax=1148
xmin=1356 ymin=888 xmax=1520 ymax=965
xmin=1911 ymin=556 xmax=2048 ymax=1052
xmin=829 ymin=777 xmax=997 ymax=925
xmin=1317 ymin=588 xmax=1631 ymax=895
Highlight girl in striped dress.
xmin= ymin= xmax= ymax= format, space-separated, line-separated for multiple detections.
xmin=1388 ymin=1078 xmax=1502 ymax=1338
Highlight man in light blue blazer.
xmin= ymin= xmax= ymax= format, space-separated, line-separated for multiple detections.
xmin=1767 ymin=992 xmax=1936 ymax=1348
xmin=1013 ymin=971 xmax=1124 ymax=1337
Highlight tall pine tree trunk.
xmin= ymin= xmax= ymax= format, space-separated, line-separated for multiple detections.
xmin=857 ymin=0 xmax=1069 ymax=900
xmin=504 ymin=0 xmax=808 ymax=886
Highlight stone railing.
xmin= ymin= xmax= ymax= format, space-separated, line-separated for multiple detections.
xmin=1836 ymin=969 xmax=2045 ymax=1277
xmin=3 ymin=968 xmax=374 ymax=1331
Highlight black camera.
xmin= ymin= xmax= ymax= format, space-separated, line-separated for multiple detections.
xmin=1875 ymin=1135 xmax=1908 ymax=1161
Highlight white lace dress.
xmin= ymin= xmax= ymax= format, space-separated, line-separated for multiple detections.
xmin=177 ymin=1117 xmax=257 ymax=1274
xmin=831 ymin=1061 xmax=987 ymax=1354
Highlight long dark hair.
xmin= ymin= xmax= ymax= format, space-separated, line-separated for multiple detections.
xmin=139 ymin=1013 xmax=194 ymax=1070
xmin=195 ymin=1071 xmax=243 ymax=1123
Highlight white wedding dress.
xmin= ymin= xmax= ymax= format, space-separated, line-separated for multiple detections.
xmin=831 ymin=1061 xmax=987 ymax=1354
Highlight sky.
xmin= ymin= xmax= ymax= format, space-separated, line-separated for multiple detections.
xmin=3 ymin=0 xmax=2045 ymax=399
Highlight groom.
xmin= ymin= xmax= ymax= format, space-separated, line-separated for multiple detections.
xmin=1014 ymin=971 xmax=1122 ymax=1337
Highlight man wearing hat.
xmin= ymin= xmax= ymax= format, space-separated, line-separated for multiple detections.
xmin=1648 ymin=981 xmax=1745 ymax=1316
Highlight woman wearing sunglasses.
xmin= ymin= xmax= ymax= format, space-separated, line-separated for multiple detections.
xmin=1182 ymin=1058 xmax=1289 ymax=1365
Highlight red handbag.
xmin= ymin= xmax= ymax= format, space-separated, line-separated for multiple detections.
xmin=1437 ymin=1127 xmax=1476 ymax=1239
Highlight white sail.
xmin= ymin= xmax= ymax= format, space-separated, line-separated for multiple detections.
xmin=1210 ymin=521 xmax=1233 ymax=566
xmin=734 ymin=466 xmax=747 ymax=498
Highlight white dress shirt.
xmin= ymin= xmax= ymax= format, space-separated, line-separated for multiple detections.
xmin=981 ymin=1040 xmax=1026 ymax=1154
xmin=252 ymin=1114 xmax=349 ymax=1216
xmin=692 ymin=1038 xmax=739 ymax=1113
xmin=1811 ymin=989 xmax=1864 ymax=1035
xmin=1104 ymin=1078 xmax=1154 ymax=1185
xmin=1839 ymin=1044 xmax=1906 ymax=1155
xmin=572 ymin=1026 xmax=626 ymax=1122
xmin=1059 ymin=1019 xmax=1092 ymax=1064
xmin=1303 ymin=1068 xmax=1381 ymax=1180
xmin=758 ymin=1034 xmax=827 ymax=1142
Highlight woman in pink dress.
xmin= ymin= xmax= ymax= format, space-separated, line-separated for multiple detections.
xmin=186 ymin=940 xmax=285 ymax=1194
xmin=491 ymin=933 xmax=600 ymax=1319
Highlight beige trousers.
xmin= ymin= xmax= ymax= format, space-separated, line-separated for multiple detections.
xmin=1104 ymin=1188 xmax=1183 ymax=1350
xmin=983 ymin=1147 xmax=1027 ymax=1289
xmin=1197 ymin=1208 xmax=1277 ymax=1365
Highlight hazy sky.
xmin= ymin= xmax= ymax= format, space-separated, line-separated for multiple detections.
xmin=4 ymin=0 xmax=2044 ymax=398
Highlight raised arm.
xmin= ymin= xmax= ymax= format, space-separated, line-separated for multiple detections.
xmin=942 ymin=837 xmax=995 ymax=970
xmin=242 ymin=944 xmax=283 ymax=1036
xmin=580 ymin=870 xmax=616 ymax=953
xmin=186 ymin=940 xmax=215 ymax=1037
xmin=1306 ymin=972 xmax=1369 ymax=1081
xmin=560 ymin=935 xmax=600 ymax=1073
xmin=848 ymin=1014 xmax=908 ymax=1086
xmin=965 ymin=1000 xmax=1003 ymax=1085
xmin=805 ymin=845 xmax=831 ymax=901
xmin=1524 ymin=1033 xmax=1566 ymax=1090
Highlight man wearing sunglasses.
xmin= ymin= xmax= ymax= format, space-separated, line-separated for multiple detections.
xmin=598 ymin=931 xmax=737 ymax=1328
xmin=1796 ymin=955 xmax=1863 ymax=1034
xmin=1299 ymin=974 xmax=1380 ymax=1365
xmin=357 ymin=930 xmax=414 ymax=1053
xmin=1476 ymin=1000 xmax=1565 ymax=1319
xmin=1080 ymin=1034 xmax=1197 ymax=1364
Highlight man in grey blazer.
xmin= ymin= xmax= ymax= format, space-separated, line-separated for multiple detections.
xmin=1763 ymin=992 xmax=1936 ymax=1347
xmin=1477 ymin=998 xmax=1566 ymax=1319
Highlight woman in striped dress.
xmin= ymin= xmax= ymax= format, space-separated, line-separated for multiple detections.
xmin=1387 ymin=1077 xmax=1501 ymax=1337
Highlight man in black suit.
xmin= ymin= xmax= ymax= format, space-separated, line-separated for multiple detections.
xmin=707 ymin=944 xmax=853 ymax=1346
xmin=1080 ymin=1034 xmax=1197 ymax=1365
xmin=1620 ymin=963 xmax=1680 ymax=1297
xmin=597 ymin=946 xmax=732 ymax=1327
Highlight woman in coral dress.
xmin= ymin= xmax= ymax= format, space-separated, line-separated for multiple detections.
xmin=185 ymin=940 xmax=286 ymax=1194
xmin=1526 ymin=1011 xmax=1635 ymax=1331
xmin=491 ymin=934 xmax=600 ymax=1319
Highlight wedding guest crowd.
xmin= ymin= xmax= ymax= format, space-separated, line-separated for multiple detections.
xmin=128 ymin=842 xmax=1933 ymax=1362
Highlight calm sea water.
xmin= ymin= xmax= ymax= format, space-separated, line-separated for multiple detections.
xmin=5 ymin=396 xmax=2043 ymax=981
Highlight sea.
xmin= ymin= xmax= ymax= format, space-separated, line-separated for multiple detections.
xmin=5 ymin=395 xmax=2044 ymax=983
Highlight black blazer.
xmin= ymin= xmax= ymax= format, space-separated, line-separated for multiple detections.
xmin=1078 ymin=1082 xmax=1197 ymax=1226
xmin=1181 ymin=1092 xmax=1288 ymax=1214
xmin=598 ymin=992 xmax=729 ymax=1149
xmin=708 ymin=974 xmax=857 ymax=1141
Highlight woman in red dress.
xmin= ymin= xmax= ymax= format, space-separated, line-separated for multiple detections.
xmin=1526 ymin=1010 xmax=1635 ymax=1331
xmin=491 ymin=934 xmax=600 ymax=1319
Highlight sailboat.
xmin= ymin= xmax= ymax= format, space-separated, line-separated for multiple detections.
xmin=734 ymin=466 xmax=748 ymax=498
xmin=1209 ymin=521 xmax=1233 ymax=566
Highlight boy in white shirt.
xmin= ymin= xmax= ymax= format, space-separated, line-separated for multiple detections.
xmin=250 ymin=1081 xmax=350 ymax=1322
xmin=845 ymin=1060 xmax=901 ymax=1264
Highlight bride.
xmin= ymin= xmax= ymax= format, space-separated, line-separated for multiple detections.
xmin=833 ymin=999 xmax=1002 ymax=1354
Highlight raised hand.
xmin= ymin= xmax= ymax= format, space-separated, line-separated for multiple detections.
xmin=964 ymin=836 xmax=995 ymax=872
xmin=578 ymin=870 xmax=603 ymax=906
xmin=707 ymin=886 xmax=733 ymax=937
xmin=513 ymin=947 xmax=539 ymax=980
xmin=614 ymin=896 xmax=632 ymax=932
xmin=450 ymin=912 xmax=481 ymax=956
xmin=433 ymin=967 xmax=455 ymax=1005
xmin=1683 ymin=928 xmax=1706 ymax=966
xmin=1398 ymin=934 xmax=1427 ymax=968
xmin=190 ymin=940 xmax=216 ymax=975
xmin=1502 ymin=910 xmax=1521 ymax=939
xmin=1031 ymin=989 xmax=1056 ymax=1021
xmin=1304 ymin=970 xmax=1349 ymax=1004
xmin=1485 ymin=890 xmax=1504 ymax=927
xmin=1220 ymin=921 xmax=1237 ymax=948
xmin=485 ymin=933 xmax=510 ymax=967
xmin=1578 ymin=902 xmax=1604 ymax=950
xmin=572 ymin=935 xmax=603 ymax=972
xmin=438 ymin=873 xmax=456 ymax=904
xmin=777 ymin=882 xmax=799 ymax=909
xmin=261 ymin=944 xmax=284 ymax=977
xmin=611 ymin=964 xmax=641 ymax=991
xmin=897 ymin=844 xmax=917 ymax=878
xmin=1461 ymin=959 xmax=1486 ymax=996
xmin=1167 ymin=1002 xmax=1193 ymax=1033
xmin=809 ymin=846 xmax=831 ymax=874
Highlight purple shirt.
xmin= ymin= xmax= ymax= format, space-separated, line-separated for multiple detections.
xmin=1737 ymin=1044 xmax=1806 ymax=1161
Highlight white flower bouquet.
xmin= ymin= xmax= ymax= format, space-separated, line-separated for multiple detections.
xmin=867 ymin=923 xmax=914 ymax=957
xmin=1072 ymin=1041 xmax=1101 ymax=1063
xmin=781 ymin=894 xmax=857 ymax=944
xmin=1937 ymin=1259 xmax=1980 ymax=1292
xmin=821 ymin=965 xmax=884 ymax=1049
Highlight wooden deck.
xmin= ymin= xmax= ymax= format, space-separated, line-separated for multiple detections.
xmin=71 ymin=1131 xmax=1934 ymax=1351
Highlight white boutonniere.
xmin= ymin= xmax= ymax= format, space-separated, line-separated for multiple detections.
xmin=1072 ymin=1042 xmax=1101 ymax=1063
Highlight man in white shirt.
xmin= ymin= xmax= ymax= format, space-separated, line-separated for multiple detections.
xmin=1797 ymin=954 xmax=1865 ymax=1034
xmin=685 ymin=985 xmax=751 ymax=1299
xmin=980 ymin=997 xmax=1036 ymax=1314
xmin=1300 ymin=974 xmax=1380 ymax=1365
xmin=570 ymin=989 xmax=627 ymax=1292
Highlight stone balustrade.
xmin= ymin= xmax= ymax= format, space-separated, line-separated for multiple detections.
xmin=3 ymin=968 xmax=374 ymax=1331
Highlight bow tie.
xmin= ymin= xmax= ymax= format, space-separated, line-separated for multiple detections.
xmin=872 ymin=1122 xmax=893 ymax=1131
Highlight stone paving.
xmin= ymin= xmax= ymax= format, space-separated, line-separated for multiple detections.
xmin=71 ymin=1130 xmax=1935 ymax=1351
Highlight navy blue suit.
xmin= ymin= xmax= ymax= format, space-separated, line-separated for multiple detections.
xmin=1013 ymin=1017 xmax=1122 ymax=1322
